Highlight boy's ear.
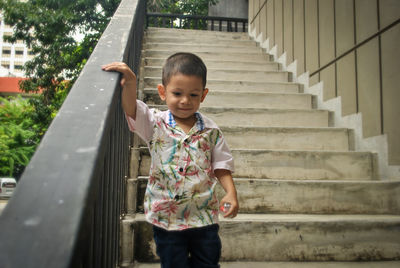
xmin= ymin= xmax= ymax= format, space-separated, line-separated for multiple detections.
xmin=201 ymin=88 xmax=209 ymax=103
xmin=157 ymin=84 xmax=166 ymax=101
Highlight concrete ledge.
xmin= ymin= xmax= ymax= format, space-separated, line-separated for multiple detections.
xmin=143 ymin=89 xmax=313 ymax=110
xmin=143 ymin=78 xmax=299 ymax=93
xmin=221 ymin=126 xmax=351 ymax=151
xmin=132 ymin=213 xmax=400 ymax=262
xmin=137 ymin=148 xmax=377 ymax=180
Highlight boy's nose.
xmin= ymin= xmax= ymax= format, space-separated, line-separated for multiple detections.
xmin=181 ymin=96 xmax=190 ymax=104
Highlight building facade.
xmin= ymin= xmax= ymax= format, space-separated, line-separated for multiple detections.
xmin=0 ymin=12 xmax=32 ymax=77
xmin=248 ymin=0 xmax=400 ymax=177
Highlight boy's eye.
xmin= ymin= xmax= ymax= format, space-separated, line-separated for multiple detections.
xmin=191 ymin=94 xmax=199 ymax=97
xmin=172 ymin=92 xmax=181 ymax=96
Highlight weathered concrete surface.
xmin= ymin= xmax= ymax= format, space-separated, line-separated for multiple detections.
xmin=132 ymin=214 xmax=400 ymax=262
xmin=201 ymin=107 xmax=330 ymax=127
xmin=144 ymin=36 xmax=257 ymax=46
xmin=144 ymin=42 xmax=265 ymax=54
xmin=143 ymin=50 xmax=271 ymax=62
xmin=147 ymin=105 xmax=330 ymax=127
xmin=138 ymin=149 xmax=377 ymax=180
xmin=221 ymin=126 xmax=351 ymax=151
xmin=146 ymin=27 xmax=250 ymax=39
xmin=145 ymin=67 xmax=286 ymax=81
xmin=144 ymin=57 xmax=279 ymax=71
xmin=143 ymin=89 xmax=312 ymax=110
xmin=135 ymin=177 xmax=400 ymax=214
xmin=143 ymin=77 xmax=300 ymax=93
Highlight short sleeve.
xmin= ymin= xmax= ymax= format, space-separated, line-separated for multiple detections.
xmin=125 ymin=100 xmax=155 ymax=144
xmin=212 ymin=131 xmax=234 ymax=173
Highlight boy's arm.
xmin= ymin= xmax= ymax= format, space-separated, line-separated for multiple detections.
xmin=102 ymin=62 xmax=137 ymax=119
xmin=214 ymin=169 xmax=239 ymax=218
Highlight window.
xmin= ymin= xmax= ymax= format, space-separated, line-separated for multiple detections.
xmin=15 ymin=49 xmax=24 ymax=58
xmin=2 ymin=49 xmax=11 ymax=55
xmin=14 ymin=65 xmax=24 ymax=70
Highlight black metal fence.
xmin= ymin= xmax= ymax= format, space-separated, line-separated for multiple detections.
xmin=0 ymin=0 xmax=145 ymax=267
xmin=147 ymin=12 xmax=248 ymax=32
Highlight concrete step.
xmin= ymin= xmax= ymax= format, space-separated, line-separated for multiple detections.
xmin=144 ymin=58 xmax=280 ymax=71
xmin=148 ymin=105 xmax=330 ymax=128
xmin=146 ymin=27 xmax=250 ymax=40
xmin=218 ymin=179 xmax=400 ymax=214
xmin=133 ymin=261 xmax=400 ymax=268
xmin=135 ymin=125 xmax=351 ymax=154
xmin=143 ymin=89 xmax=313 ymax=110
xmin=143 ymin=49 xmax=271 ymax=62
xmin=137 ymin=149 xmax=377 ymax=180
xmin=221 ymin=126 xmax=351 ymax=151
xmin=143 ymin=77 xmax=301 ymax=93
xmin=135 ymin=177 xmax=400 ymax=214
xmin=144 ymin=66 xmax=285 ymax=81
xmin=130 ymin=213 xmax=400 ymax=261
xmin=144 ymin=36 xmax=257 ymax=47
xmin=144 ymin=42 xmax=265 ymax=54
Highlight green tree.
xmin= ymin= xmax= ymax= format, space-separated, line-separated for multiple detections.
xmin=147 ymin=0 xmax=219 ymax=29
xmin=0 ymin=96 xmax=38 ymax=179
xmin=0 ymin=0 xmax=121 ymax=178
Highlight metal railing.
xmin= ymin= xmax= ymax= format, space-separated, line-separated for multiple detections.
xmin=147 ymin=12 xmax=248 ymax=32
xmin=0 ymin=0 xmax=145 ymax=267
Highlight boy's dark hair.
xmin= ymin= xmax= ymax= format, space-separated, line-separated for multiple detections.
xmin=162 ymin=52 xmax=207 ymax=88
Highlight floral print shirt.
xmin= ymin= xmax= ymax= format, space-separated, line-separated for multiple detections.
xmin=126 ymin=100 xmax=234 ymax=230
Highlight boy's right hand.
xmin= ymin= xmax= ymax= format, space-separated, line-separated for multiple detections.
xmin=101 ymin=62 xmax=137 ymax=88
xmin=101 ymin=62 xmax=138 ymax=119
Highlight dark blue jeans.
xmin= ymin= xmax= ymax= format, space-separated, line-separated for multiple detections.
xmin=152 ymin=224 xmax=221 ymax=268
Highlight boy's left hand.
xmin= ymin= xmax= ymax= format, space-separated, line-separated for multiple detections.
xmin=220 ymin=193 xmax=239 ymax=218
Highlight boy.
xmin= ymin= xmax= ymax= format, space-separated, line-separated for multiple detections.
xmin=102 ymin=52 xmax=238 ymax=268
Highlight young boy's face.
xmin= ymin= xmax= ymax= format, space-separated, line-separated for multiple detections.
xmin=158 ymin=73 xmax=208 ymax=121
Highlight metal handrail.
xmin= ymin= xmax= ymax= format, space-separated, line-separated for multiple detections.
xmin=147 ymin=12 xmax=248 ymax=32
xmin=0 ymin=0 xmax=145 ymax=267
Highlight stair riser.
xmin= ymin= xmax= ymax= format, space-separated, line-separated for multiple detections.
xmin=222 ymin=127 xmax=350 ymax=151
xmin=135 ymin=178 xmax=400 ymax=214
xmin=201 ymin=109 xmax=329 ymax=127
xmin=146 ymin=28 xmax=250 ymax=40
xmin=144 ymin=50 xmax=271 ymax=62
xmin=220 ymin=180 xmax=400 ymax=214
xmin=145 ymin=105 xmax=329 ymax=127
xmin=143 ymin=91 xmax=313 ymax=110
xmin=143 ymin=78 xmax=300 ymax=93
xmin=144 ymin=60 xmax=279 ymax=71
xmin=134 ymin=127 xmax=349 ymax=151
xmin=132 ymin=219 xmax=400 ymax=261
xmin=144 ymin=68 xmax=285 ymax=81
xmin=144 ymin=37 xmax=257 ymax=47
xmin=144 ymin=43 xmax=264 ymax=54
xmin=137 ymin=150 xmax=376 ymax=180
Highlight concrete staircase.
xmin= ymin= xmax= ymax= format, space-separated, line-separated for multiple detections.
xmin=122 ymin=27 xmax=400 ymax=267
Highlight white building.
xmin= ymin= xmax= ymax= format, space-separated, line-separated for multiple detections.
xmin=0 ymin=12 xmax=33 ymax=77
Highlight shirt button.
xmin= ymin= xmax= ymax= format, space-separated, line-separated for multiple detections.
xmin=179 ymin=167 xmax=184 ymax=172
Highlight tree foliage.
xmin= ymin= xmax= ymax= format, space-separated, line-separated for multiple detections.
xmin=0 ymin=0 xmax=121 ymax=104
xmin=147 ymin=0 xmax=219 ymax=16
xmin=147 ymin=0 xmax=219 ymax=29
xmin=0 ymin=96 xmax=38 ymax=178
xmin=0 ymin=0 xmax=121 ymax=178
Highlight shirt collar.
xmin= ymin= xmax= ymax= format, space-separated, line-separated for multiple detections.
xmin=165 ymin=110 xmax=212 ymax=131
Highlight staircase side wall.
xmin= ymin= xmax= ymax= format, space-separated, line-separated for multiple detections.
xmin=248 ymin=0 xmax=400 ymax=179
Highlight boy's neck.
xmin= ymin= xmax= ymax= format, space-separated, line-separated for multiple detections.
xmin=173 ymin=114 xmax=197 ymax=134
